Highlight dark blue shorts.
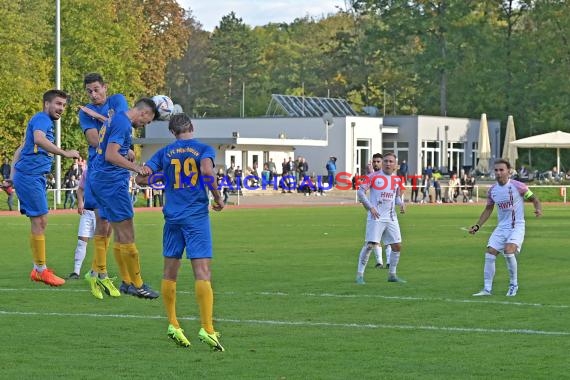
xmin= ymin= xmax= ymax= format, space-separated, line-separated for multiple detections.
xmin=163 ymin=215 xmax=213 ymax=260
xmin=13 ymin=172 xmax=48 ymax=217
xmin=83 ymin=173 xmax=98 ymax=210
xmin=89 ymin=175 xmax=133 ymax=223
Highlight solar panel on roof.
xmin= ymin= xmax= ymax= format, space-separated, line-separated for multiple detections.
xmin=267 ymin=94 xmax=357 ymax=117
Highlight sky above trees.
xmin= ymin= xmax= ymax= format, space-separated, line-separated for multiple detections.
xmin=177 ymin=0 xmax=346 ymax=30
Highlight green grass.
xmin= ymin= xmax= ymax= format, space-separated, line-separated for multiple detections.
xmin=1 ymin=205 xmax=569 ymax=379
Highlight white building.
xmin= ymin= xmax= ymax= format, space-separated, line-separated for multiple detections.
xmin=135 ymin=114 xmax=500 ymax=179
xmin=136 ymin=95 xmax=500 ymax=178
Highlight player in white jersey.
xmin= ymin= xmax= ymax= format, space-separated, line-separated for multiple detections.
xmin=364 ymin=159 xmax=393 ymax=269
xmin=469 ymin=159 xmax=542 ymax=297
xmin=68 ymin=167 xmax=96 ymax=279
xmin=356 ymin=152 xmax=406 ymax=284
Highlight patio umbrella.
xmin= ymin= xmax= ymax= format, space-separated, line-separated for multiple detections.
xmin=476 ymin=113 xmax=492 ymax=174
xmin=502 ymin=115 xmax=518 ymax=167
xmin=510 ymin=130 xmax=570 ymax=174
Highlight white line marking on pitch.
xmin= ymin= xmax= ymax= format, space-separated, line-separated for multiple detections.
xmin=0 ymin=309 xmax=567 ymax=336
xmin=1 ymin=287 xmax=567 ymax=309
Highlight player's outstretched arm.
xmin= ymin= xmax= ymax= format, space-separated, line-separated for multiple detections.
xmin=105 ymin=143 xmax=148 ymax=175
xmin=78 ymin=106 xmax=107 ymax=123
xmin=469 ymin=204 xmax=494 ymax=234
xmin=33 ymin=130 xmax=80 ymax=159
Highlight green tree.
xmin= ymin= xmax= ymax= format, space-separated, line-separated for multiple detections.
xmin=0 ymin=1 xmax=52 ymax=156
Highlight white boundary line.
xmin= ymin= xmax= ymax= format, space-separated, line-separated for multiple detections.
xmin=1 ymin=287 xmax=568 ymax=309
xmin=0 ymin=309 xmax=567 ymax=336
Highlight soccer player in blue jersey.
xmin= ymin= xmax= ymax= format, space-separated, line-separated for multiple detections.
xmin=141 ymin=113 xmax=225 ymax=350
xmin=77 ymin=73 xmax=131 ymax=299
xmin=12 ymin=89 xmax=81 ymax=286
xmin=88 ymin=97 xmax=159 ymax=299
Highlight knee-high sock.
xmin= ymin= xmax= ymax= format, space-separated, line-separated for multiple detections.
xmin=195 ymin=280 xmax=214 ymax=334
xmin=31 ymin=234 xmax=46 ymax=271
xmin=91 ymin=235 xmax=107 ymax=274
xmin=162 ymin=279 xmax=179 ymax=328
xmin=357 ymin=244 xmax=371 ymax=275
xmin=484 ymin=253 xmax=496 ymax=291
xmin=389 ymin=251 xmax=400 ymax=274
xmin=113 ymin=243 xmax=132 ymax=284
xmin=73 ymin=239 xmax=88 ymax=274
xmin=504 ymin=253 xmax=518 ymax=286
xmin=122 ymin=243 xmax=143 ymax=288
xmin=373 ymin=246 xmax=383 ymax=265
xmin=385 ymin=245 xmax=392 ymax=263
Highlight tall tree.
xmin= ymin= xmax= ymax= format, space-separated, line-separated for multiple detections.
xmin=0 ymin=1 xmax=52 ymax=156
xmin=205 ymin=12 xmax=260 ymax=116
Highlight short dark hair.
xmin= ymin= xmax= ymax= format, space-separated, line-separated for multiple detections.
xmin=43 ymin=89 xmax=68 ymax=103
xmin=494 ymin=158 xmax=511 ymax=169
xmin=169 ymin=113 xmax=194 ymax=135
xmin=372 ymin=153 xmax=383 ymax=160
xmin=84 ymin=73 xmax=105 ymax=86
xmin=134 ymin=97 xmax=159 ymax=119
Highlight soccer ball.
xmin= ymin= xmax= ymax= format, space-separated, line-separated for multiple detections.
xmin=152 ymin=94 xmax=174 ymax=120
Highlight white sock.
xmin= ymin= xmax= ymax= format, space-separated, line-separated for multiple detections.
xmin=484 ymin=253 xmax=496 ymax=291
xmin=389 ymin=251 xmax=400 ymax=274
xmin=504 ymin=253 xmax=518 ymax=286
xmin=357 ymin=244 xmax=371 ymax=275
xmin=385 ymin=245 xmax=392 ymax=263
xmin=73 ymin=239 xmax=88 ymax=274
xmin=34 ymin=264 xmax=47 ymax=272
xmin=373 ymin=246 xmax=383 ymax=265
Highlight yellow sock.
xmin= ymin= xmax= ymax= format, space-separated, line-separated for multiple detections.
xmin=113 ymin=243 xmax=132 ymax=284
xmin=162 ymin=279 xmax=179 ymax=328
xmin=122 ymin=243 xmax=143 ymax=288
xmin=195 ymin=280 xmax=214 ymax=334
xmin=92 ymin=235 xmax=107 ymax=273
xmin=30 ymin=234 xmax=46 ymax=267
xmin=104 ymin=236 xmax=111 ymax=251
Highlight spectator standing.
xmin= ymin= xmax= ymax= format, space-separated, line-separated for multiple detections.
xmin=326 ymin=156 xmax=337 ymax=185
xmin=267 ymin=158 xmax=277 ymax=181
xmin=63 ymin=174 xmax=78 ymax=209
xmin=447 ymin=174 xmax=461 ymax=203
xmin=398 ymin=159 xmax=409 ymax=184
xmin=1 ymin=158 xmax=11 ymax=180
xmin=433 ymin=172 xmax=442 ymax=203
xmin=153 ymin=183 xmax=164 ymax=207
xmin=1 ymin=179 xmax=14 ymax=211
xmin=420 ymin=174 xmax=431 ymax=203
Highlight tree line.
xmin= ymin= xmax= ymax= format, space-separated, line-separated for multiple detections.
xmin=1 ymin=0 xmax=569 ymax=171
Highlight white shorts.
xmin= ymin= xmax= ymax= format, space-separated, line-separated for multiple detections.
xmin=487 ymin=225 xmax=525 ymax=253
xmin=365 ymin=219 xmax=401 ymax=245
xmin=77 ymin=209 xmax=96 ymax=238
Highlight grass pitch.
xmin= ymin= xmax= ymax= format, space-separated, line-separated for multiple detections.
xmin=0 ymin=204 xmax=569 ymax=379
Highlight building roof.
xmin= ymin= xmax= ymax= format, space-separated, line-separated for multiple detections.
xmin=266 ymin=94 xmax=357 ymax=117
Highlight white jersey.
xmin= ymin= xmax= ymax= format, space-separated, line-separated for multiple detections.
xmin=487 ymin=179 xmax=529 ymax=229
xmin=358 ymin=170 xmax=402 ymax=222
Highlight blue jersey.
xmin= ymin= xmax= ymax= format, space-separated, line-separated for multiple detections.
xmin=90 ymin=110 xmax=132 ymax=180
xmin=15 ymin=112 xmax=55 ymax=175
xmin=79 ymin=94 xmax=128 ymax=167
xmin=146 ymin=139 xmax=215 ymax=223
